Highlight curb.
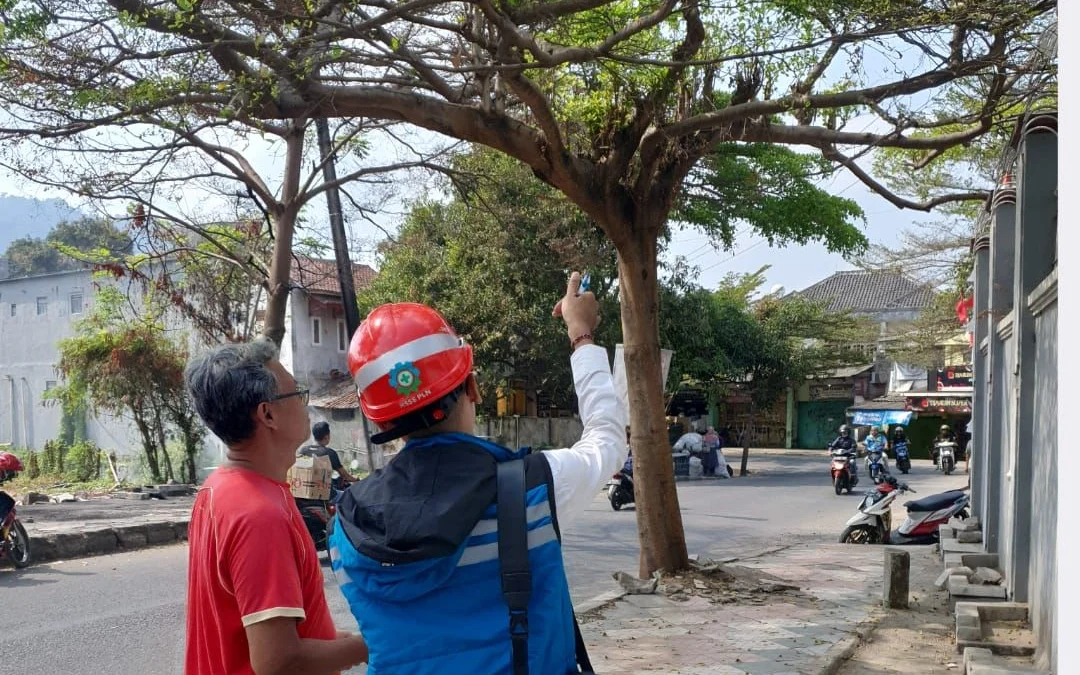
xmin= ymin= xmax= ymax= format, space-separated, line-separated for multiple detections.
xmin=574 ymin=588 xmax=627 ymax=616
xmin=22 ymin=519 xmax=190 ymax=565
xmin=810 ymin=607 xmax=887 ymax=675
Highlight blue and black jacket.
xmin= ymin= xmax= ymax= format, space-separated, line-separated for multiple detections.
xmin=328 ymin=433 xmax=579 ymax=674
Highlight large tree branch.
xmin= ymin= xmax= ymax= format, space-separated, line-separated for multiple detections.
xmin=822 ymin=146 xmax=988 ymax=212
xmin=662 ymin=35 xmax=1005 ymax=139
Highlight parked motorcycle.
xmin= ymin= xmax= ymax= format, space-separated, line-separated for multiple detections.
xmin=830 ymin=449 xmax=859 ymax=495
xmin=865 ymin=448 xmax=889 ymax=484
xmin=936 ymin=441 xmax=959 ymax=475
xmin=839 ymin=476 xmax=970 ymax=545
xmin=892 ymin=440 xmax=911 ymax=474
xmin=0 ymin=452 xmax=31 ymax=568
xmin=607 ymin=469 xmax=635 ymax=510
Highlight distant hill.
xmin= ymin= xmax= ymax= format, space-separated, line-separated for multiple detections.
xmin=0 ymin=195 xmax=85 ymax=252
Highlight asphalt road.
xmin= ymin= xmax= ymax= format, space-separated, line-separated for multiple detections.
xmin=0 ymin=454 xmax=967 ymax=675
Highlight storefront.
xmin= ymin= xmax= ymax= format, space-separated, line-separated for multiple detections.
xmin=903 ymin=392 xmax=972 ymax=460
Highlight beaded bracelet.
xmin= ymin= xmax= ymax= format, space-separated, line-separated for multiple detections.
xmin=571 ymin=333 xmax=594 ymax=350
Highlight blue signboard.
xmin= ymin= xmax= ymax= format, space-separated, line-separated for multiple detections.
xmin=851 ymin=410 xmax=913 ymax=427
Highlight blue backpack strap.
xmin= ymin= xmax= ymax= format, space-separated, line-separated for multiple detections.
xmin=497 ymin=459 xmax=531 ymax=675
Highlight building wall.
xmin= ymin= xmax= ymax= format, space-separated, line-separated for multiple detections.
xmin=995 ymin=322 xmax=1017 ymax=589
xmin=282 ymin=290 xmax=351 ymax=392
xmin=0 ymin=270 xmax=133 ymax=453
xmin=1029 ymin=299 xmax=1056 ymax=668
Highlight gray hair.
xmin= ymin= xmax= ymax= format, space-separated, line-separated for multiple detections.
xmin=185 ymin=337 xmax=280 ymax=446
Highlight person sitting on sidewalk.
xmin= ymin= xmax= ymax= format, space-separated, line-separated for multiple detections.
xmin=328 ymin=272 xmax=626 ymax=674
xmin=183 ymin=339 xmax=368 ymax=675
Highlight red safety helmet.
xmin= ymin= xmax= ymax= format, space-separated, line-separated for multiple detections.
xmin=348 ymin=303 xmax=473 ymax=426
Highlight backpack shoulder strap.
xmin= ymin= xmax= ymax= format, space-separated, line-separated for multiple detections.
xmin=497 ymin=459 xmax=531 ymax=675
xmin=523 ymin=453 xmax=596 ymax=674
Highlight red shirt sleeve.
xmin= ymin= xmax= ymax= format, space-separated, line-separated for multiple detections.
xmin=225 ymin=505 xmax=307 ymax=627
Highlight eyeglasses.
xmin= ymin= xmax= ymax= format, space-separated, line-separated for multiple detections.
xmin=271 ymin=389 xmax=309 ymax=405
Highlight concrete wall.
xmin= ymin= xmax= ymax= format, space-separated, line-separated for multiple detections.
xmin=0 ymin=269 xmax=134 ymax=453
xmin=994 ymin=318 xmax=1016 ymax=588
xmin=1028 ymin=291 xmax=1056 ymax=669
xmin=306 ymin=409 xmax=588 ymax=472
xmin=969 ymin=112 xmax=1057 ymax=673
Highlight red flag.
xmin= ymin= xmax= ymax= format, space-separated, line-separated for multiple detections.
xmin=956 ymin=295 xmax=974 ymax=325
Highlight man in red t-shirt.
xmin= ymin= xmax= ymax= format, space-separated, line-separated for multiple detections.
xmin=184 ymin=339 xmax=368 ymax=675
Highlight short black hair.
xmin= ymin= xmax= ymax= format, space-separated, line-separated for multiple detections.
xmin=312 ymin=421 xmax=331 ymax=442
xmin=185 ymin=339 xmax=279 ymax=446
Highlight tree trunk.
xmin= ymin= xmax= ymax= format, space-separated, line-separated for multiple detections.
xmin=739 ymin=403 xmax=756 ymax=477
xmin=262 ymin=120 xmax=306 ymax=346
xmin=133 ymin=411 xmax=162 ymax=483
xmin=618 ymin=235 xmax=689 ymax=577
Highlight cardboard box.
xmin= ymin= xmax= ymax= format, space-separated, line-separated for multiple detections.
xmin=287 ymin=455 xmax=333 ymax=500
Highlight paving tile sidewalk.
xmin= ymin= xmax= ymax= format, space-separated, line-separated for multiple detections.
xmin=581 ymin=541 xmax=886 ymax=675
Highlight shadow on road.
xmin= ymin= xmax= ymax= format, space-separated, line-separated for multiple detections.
xmin=0 ymin=564 xmax=94 ymax=589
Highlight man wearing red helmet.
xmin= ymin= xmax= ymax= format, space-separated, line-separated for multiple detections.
xmin=329 ymin=271 xmax=627 ymax=675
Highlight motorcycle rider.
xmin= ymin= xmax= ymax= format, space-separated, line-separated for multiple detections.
xmin=864 ymin=426 xmax=887 ymax=479
xmin=931 ymin=424 xmax=957 ymax=465
xmin=622 ymin=427 xmax=634 ymax=476
xmin=828 ymin=424 xmax=858 ymax=478
xmin=891 ymin=426 xmax=908 ymax=446
xmin=299 ymin=421 xmax=358 ymax=493
xmin=328 ymin=272 xmax=626 ymax=674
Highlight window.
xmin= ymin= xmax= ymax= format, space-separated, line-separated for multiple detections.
xmin=36 ymin=297 xmax=47 ymax=316
xmin=312 ymin=317 xmax=322 ymax=345
xmin=70 ymin=293 xmax=84 ymax=315
xmin=337 ymin=320 xmax=348 ymax=352
xmin=331 ymin=408 xmax=356 ymax=421
xmin=45 ymin=380 xmax=57 ymax=391
xmin=8 ymin=304 xmax=14 ymax=317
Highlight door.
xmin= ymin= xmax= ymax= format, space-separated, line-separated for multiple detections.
xmin=796 ymin=400 xmax=852 ymax=449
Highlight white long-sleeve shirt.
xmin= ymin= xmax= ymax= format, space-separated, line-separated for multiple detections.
xmin=541 ymin=344 xmax=628 ymax=529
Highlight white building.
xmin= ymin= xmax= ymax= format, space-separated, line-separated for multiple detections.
xmin=0 ymin=268 xmax=132 ymax=451
xmin=278 ymin=255 xmax=376 ymax=393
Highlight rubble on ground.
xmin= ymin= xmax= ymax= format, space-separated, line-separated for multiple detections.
xmin=613 ymin=558 xmax=803 ymax=605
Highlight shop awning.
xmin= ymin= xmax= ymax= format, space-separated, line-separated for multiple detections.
xmin=851 ymin=410 xmax=914 ymax=426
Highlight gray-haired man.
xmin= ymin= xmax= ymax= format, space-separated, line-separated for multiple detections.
xmin=183 ymin=338 xmax=367 ymax=675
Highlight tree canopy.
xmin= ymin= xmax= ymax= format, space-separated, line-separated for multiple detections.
xmin=3 ymin=218 xmax=132 ymax=277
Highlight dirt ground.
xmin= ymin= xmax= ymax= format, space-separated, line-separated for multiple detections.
xmin=835 ymin=547 xmax=963 ymax=675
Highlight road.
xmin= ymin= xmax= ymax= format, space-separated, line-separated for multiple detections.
xmin=0 ymin=454 xmax=966 ymax=674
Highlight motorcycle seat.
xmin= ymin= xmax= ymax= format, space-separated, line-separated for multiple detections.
xmin=904 ymin=490 xmax=966 ymax=512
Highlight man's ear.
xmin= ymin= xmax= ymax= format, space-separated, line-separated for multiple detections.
xmin=256 ymin=401 xmax=275 ymax=430
xmin=466 ymin=373 xmax=482 ymax=405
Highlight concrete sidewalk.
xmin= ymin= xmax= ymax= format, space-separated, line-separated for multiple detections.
xmin=14 ymin=495 xmax=194 ymax=564
xmin=580 ymin=541 xmax=886 ymax=675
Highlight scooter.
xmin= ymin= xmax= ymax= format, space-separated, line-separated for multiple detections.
xmin=0 ymin=452 xmax=31 ymax=568
xmin=839 ymin=476 xmax=970 ymax=545
xmin=607 ymin=469 xmax=634 ymax=510
xmin=865 ymin=448 xmax=889 ymax=484
xmin=893 ymin=440 xmax=911 ymax=474
xmin=830 ymin=449 xmax=859 ymax=495
xmin=936 ymin=441 xmax=958 ymax=475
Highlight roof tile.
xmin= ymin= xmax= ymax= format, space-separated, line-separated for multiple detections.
xmin=794 ymin=270 xmax=934 ymax=312
xmin=291 ymin=255 xmax=376 ymax=297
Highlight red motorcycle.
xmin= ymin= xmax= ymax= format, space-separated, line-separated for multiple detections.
xmin=0 ymin=452 xmax=31 ymax=568
xmin=829 ymin=449 xmax=860 ymax=495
